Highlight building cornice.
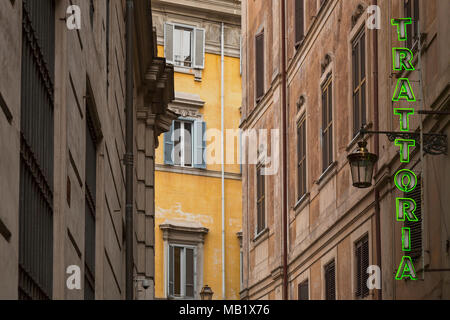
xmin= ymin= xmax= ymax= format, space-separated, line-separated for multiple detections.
xmin=152 ymin=0 xmax=241 ymax=24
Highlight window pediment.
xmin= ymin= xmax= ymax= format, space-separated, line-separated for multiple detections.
xmin=160 ymin=219 xmax=209 ymax=245
xmin=168 ymin=92 xmax=205 ymax=119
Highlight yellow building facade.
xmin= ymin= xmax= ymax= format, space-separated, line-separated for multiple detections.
xmin=151 ymin=0 xmax=242 ymax=300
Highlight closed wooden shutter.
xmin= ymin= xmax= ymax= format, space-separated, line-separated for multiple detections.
xmin=405 ymin=178 xmax=422 ymax=260
xmin=325 ymin=260 xmax=336 ymax=300
xmin=298 ymin=280 xmax=309 ymax=300
xmin=164 ymin=23 xmax=174 ymax=64
xmin=194 ymin=28 xmax=205 ymax=69
xmin=164 ymin=122 xmax=174 ymax=165
xmin=169 ymin=245 xmax=174 ymax=296
xmin=185 ymin=248 xmax=195 ymax=297
xmin=295 ymin=0 xmax=304 ymax=45
xmin=355 ymin=235 xmax=369 ymax=298
xmin=255 ymin=32 xmax=265 ymax=102
xmin=193 ymin=121 xmax=206 ymax=169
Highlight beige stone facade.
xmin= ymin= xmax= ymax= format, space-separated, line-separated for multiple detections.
xmin=0 ymin=0 xmax=175 ymax=299
xmin=240 ymin=0 xmax=450 ymax=300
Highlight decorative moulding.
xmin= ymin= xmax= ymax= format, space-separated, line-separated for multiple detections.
xmin=351 ymin=3 xmax=366 ymax=28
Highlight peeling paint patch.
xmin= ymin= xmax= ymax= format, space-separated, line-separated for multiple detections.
xmin=156 ymin=203 xmax=214 ymax=225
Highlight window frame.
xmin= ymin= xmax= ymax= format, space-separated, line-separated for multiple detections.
xmin=255 ymin=30 xmax=265 ymax=104
xmin=167 ymin=243 xmax=197 ymax=300
xmin=256 ymin=162 xmax=266 ymax=236
xmin=352 ymin=28 xmax=367 ymax=137
xmin=297 ymin=115 xmax=307 ymax=200
xmin=404 ymin=0 xmax=420 ymax=51
xmin=324 ymin=259 xmax=336 ymax=300
xmin=172 ymin=24 xmax=195 ymax=68
xmin=321 ymin=74 xmax=333 ymax=172
xmin=173 ymin=119 xmax=194 ymax=168
xmin=294 ymin=0 xmax=305 ymax=48
xmin=298 ymin=279 xmax=309 ymax=300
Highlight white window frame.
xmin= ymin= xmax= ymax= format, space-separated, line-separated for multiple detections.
xmin=172 ymin=23 xmax=195 ymax=68
xmin=167 ymin=244 xmax=197 ymax=300
xmin=173 ymin=119 xmax=194 ymax=168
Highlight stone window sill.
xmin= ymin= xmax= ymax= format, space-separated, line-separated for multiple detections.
xmin=253 ymin=228 xmax=269 ymax=246
xmin=316 ymin=161 xmax=337 ymax=190
xmin=293 ymin=192 xmax=310 ymax=217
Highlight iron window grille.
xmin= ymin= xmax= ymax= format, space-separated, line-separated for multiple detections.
xmin=18 ymin=0 xmax=55 ymax=300
xmin=404 ymin=176 xmax=422 ymax=260
xmin=324 ymin=260 xmax=336 ymax=300
xmin=355 ymin=234 xmax=369 ymax=299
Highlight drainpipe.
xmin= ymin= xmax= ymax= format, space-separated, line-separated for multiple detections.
xmin=221 ymin=21 xmax=226 ymax=300
xmin=125 ymin=0 xmax=134 ymax=300
xmin=280 ymin=0 xmax=289 ymax=300
xmin=372 ymin=0 xmax=382 ymax=300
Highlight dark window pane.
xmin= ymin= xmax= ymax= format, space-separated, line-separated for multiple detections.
xmin=325 ymin=260 xmax=336 ymax=300
xmin=186 ymin=248 xmax=194 ymax=297
xmin=255 ymin=33 xmax=265 ymax=101
xmin=361 ymin=82 xmax=366 ymax=126
xmin=298 ymin=280 xmax=309 ymax=300
xmin=169 ymin=246 xmax=174 ymax=296
xmin=184 ymin=122 xmax=192 ymax=167
xmin=174 ymin=247 xmax=181 ymax=296
xmin=174 ymin=121 xmax=181 ymax=165
xmin=360 ymin=33 xmax=365 ymax=80
xmin=295 ymin=0 xmax=304 ymax=43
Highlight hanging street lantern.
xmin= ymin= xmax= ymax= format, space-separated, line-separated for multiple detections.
xmin=200 ymin=285 xmax=214 ymax=300
xmin=347 ymin=140 xmax=378 ymax=188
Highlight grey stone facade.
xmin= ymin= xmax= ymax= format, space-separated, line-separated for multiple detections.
xmin=0 ymin=0 xmax=175 ymax=300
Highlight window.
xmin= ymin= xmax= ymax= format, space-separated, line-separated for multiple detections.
xmin=324 ymin=260 xmax=336 ymax=300
xmin=89 ymin=0 xmax=94 ymax=29
xmin=164 ymin=119 xmax=206 ymax=169
xmin=168 ymin=245 xmax=196 ymax=299
xmin=18 ymin=0 xmax=55 ymax=300
xmin=297 ymin=116 xmax=307 ymax=199
xmin=404 ymin=0 xmax=420 ymax=50
xmin=295 ymin=0 xmax=305 ymax=47
xmin=355 ymin=234 xmax=369 ymax=299
xmin=321 ymin=75 xmax=333 ymax=171
xmin=174 ymin=120 xmax=193 ymax=167
xmin=352 ymin=29 xmax=366 ymax=136
xmin=298 ymin=280 xmax=309 ymax=300
xmin=84 ymin=88 xmax=99 ymax=300
xmin=405 ymin=177 xmax=422 ymax=260
xmin=174 ymin=26 xmax=193 ymax=67
xmin=255 ymin=31 xmax=265 ymax=103
xmin=256 ymin=164 xmax=266 ymax=234
xmin=164 ymin=23 xmax=205 ymax=69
